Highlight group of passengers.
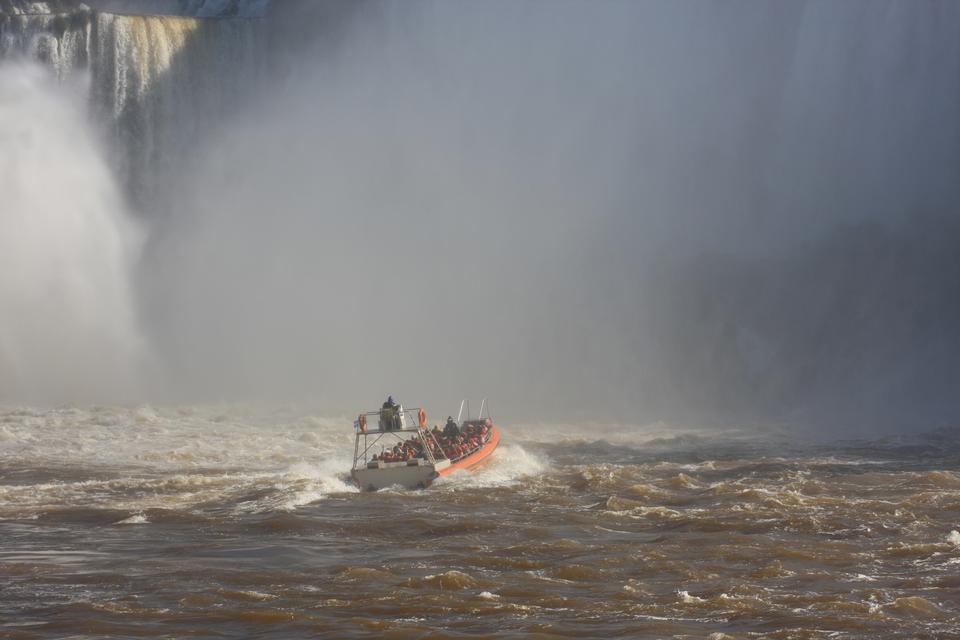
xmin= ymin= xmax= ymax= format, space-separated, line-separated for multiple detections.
xmin=373 ymin=436 xmax=425 ymax=463
xmin=432 ymin=417 xmax=490 ymax=461
xmin=371 ymin=416 xmax=491 ymax=463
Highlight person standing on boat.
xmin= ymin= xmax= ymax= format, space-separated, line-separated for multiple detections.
xmin=444 ymin=416 xmax=460 ymax=438
xmin=380 ymin=395 xmax=403 ymax=431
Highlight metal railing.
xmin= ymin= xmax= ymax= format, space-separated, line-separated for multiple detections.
xmin=351 ymin=401 xmax=494 ymax=471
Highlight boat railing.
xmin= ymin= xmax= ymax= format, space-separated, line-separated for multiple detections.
xmin=351 ymin=403 xmax=495 ymax=471
xmin=456 ymin=397 xmax=492 ymax=423
xmin=352 ymin=407 xmax=447 ymax=470
xmin=478 ymin=398 xmax=490 ymax=421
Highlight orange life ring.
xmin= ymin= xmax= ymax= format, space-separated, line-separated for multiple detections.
xmin=418 ymin=408 xmax=427 ymax=429
xmin=358 ymin=414 xmax=367 ymax=433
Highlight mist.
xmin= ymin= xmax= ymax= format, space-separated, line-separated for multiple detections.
xmin=0 ymin=62 xmax=144 ymax=403
xmin=141 ymin=0 xmax=960 ymax=430
xmin=2 ymin=0 xmax=959 ymax=432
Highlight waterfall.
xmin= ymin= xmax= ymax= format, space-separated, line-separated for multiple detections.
xmin=0 ymin=1 xmax=265 ymax=403
xmin=0 ymin=61 xmax=143 ymax=403
xmin=0 ymin=4 xmax=263 ymax=206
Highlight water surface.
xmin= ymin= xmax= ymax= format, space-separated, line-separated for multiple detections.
xmin=1 ymin=407 xmax=958 ymax=638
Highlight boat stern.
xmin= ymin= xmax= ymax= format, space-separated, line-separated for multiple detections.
xmin=352 ymin=459 xmax=451 ymax=491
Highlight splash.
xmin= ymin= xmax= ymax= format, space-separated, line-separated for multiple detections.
xmin=434 ymin=444 xmax=547 ymax=490
xmin=0 ymin=61 xmax=143 ymax=404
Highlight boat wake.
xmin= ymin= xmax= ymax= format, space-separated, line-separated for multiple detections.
xmin=434 ymin=444 xmax=547 ymax=490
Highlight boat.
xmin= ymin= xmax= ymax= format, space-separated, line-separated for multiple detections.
xmin=350 ymin=399 xmax=501 ymax=491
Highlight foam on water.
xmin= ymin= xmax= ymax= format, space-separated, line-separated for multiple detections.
xmin=245 ymin=459 xmax=359 ymax=513
xmin=433 ymin=443 xmax=547 ymax=491
xmin=0 ymin=404 xmax=565 ymax=516
xmin=507 ymin=421 xmax=749 ymax=449
xmin=115 ymin=512 xmax=149 ymax=525
xmin=1 ymin=409 xmax=959 ymax=638
xmin=677 ymin=590 xmax=706 ymax=604
xmin=0 ymin=405 xmax=352 ymax=471
xmin=0 ymin=405 xmax=361 ymax=517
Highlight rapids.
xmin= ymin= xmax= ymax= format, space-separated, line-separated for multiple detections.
xmin=1 ymin=406 xmax=959 ymax=638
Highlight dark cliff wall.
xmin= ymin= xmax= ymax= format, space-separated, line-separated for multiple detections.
xmin=0 ymin=0 xmax=269 ymax=16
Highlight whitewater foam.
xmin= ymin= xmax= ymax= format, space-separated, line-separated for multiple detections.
xmin=0 ymin=405 xmax=365 ymax=517
xmin=0 ymin=61 xmax=144 ymax=404
xmin=434 ymin=444 xmax=547 ymax=490
xmin=115 ymin=512 xmax=149 ymax=525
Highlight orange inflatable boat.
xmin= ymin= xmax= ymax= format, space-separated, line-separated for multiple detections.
xmin=350 ymin=402 xmax=501 ymax=491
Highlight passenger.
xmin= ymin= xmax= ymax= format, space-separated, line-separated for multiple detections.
xmin=444 ymin=416 xmax=460 ymax=438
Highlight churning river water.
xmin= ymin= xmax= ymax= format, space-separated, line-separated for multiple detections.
xmin=1 ymin=406 xmax=958 ymax=638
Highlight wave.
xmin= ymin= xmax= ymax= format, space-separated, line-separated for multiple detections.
xmin=433 ymin=444 xmax=547 ymax=490
xmin=0 ymin=405 xmax=353 ymax=471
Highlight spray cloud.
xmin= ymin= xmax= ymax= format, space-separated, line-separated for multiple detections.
xmin=0 ymin=61 xmax=144 ymax=403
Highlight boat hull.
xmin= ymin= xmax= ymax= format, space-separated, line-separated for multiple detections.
xmin=352 ymin=425 xmax=500 ymax=491
xmin=437 ymin=424 xmax=500 ymax=477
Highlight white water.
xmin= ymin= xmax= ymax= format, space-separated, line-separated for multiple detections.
xmin=0 ymin=405 xmax=356 ymax=517
xmin=0 ymin=402 xmax=752 ymax=518
xmin=0 ymin=405 xmax=530 ymax=514
xmin=0 ymin=404 xmax=553 ymax=516
xmin=434 ymin=444 xmax=547 ymax=491
xmin=0 ymin=62 xmax=143 ymax=404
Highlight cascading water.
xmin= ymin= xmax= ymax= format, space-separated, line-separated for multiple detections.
xmin=0 ymin=5 xmax=263 ymax=205
xmin=0 ymin=61 xmax=143 ymax=403
xmin=0 ymin=1 xmax=271 ymax=405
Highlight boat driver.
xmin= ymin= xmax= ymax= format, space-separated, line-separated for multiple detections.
xmin=380 ymin=395 xmax=402 ymax=431
xmin=444 ymin=416 xmax=460 ymax=438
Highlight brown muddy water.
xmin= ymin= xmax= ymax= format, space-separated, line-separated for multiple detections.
xmin=1 ymin=406 xmax=959 ymax=638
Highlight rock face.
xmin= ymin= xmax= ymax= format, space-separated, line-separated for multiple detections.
xmin=0 ymin=0 xmax=269 ymax=16
xmin=0 ymin=1 xmax=89 ymax=15
xmin=0 ymin=0 xmax=357 ymax=210
xmin=86 ymin=0 xmax=270 ymax=17
xmin=0 ymin=0 xmax=265 ymax=207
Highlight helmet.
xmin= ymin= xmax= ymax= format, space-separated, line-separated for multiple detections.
xmin=388 ymin=395 xmax=395 ymax=404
